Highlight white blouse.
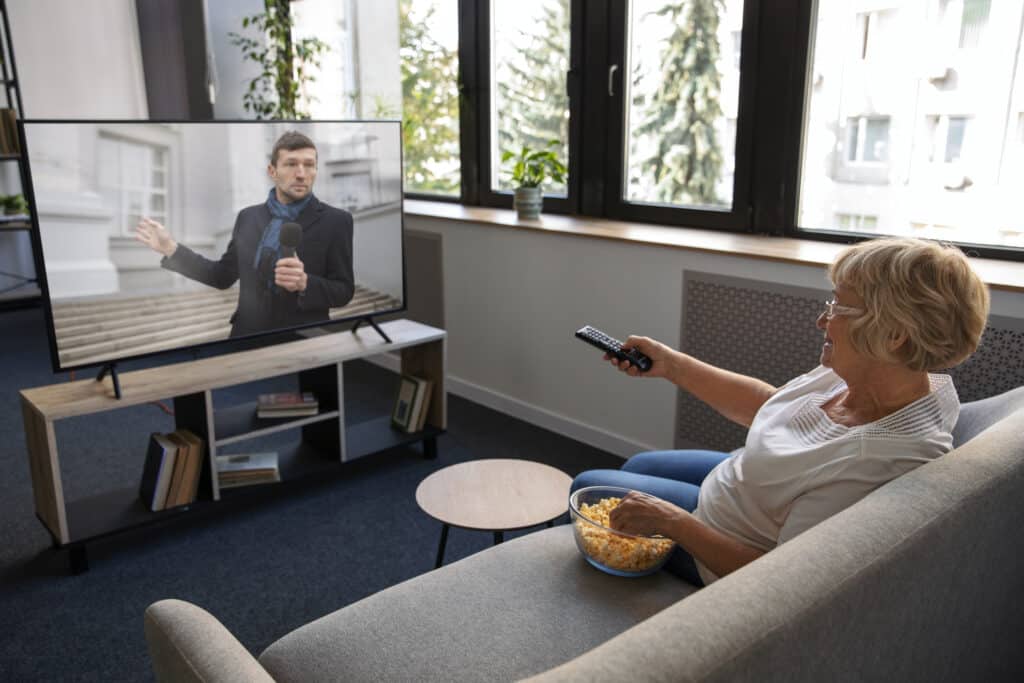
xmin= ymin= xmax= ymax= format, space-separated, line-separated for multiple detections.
xmin=692 ymin=365 xmax=959 ymax=585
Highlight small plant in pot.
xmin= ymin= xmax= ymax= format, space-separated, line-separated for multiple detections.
xmin=501 ymin=140 xmax=567 ymax=220
xmin=0 ymin=194 xmax=28 ymax=215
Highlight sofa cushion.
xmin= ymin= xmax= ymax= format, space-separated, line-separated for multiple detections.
xmin=258 ymin=525 xmax=694 ymax=682
xmin=952 ymin=384 xmax=1024 ymax=447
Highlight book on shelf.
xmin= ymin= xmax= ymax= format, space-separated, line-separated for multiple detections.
xmin=177 ymin=429 xmax=205 ymax=505
xmin=164 ymin=431 xmax=191 ymax=508
xmin=138 ymin=433 xmax=178 ymax=512
xmin=392 ymin=374 xmax=433 ymax=433
xmin=256 ymin=391 xmax=318 ymax=418
xmin=0 ymin=108 xmax=17 ymax=155
xmin=216 ymin=452 xmax=281 ymax=489
xmin=138 ymin=429 xmax=206 ymax=511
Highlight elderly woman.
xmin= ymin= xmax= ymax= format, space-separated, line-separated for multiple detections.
xmin=572 ymin=237 xmax=989 ymax=586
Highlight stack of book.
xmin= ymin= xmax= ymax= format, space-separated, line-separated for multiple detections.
xmin=216 ymin=452 xmax=281 ymax=489
xmin=138 ymin=429 xmax=205 ymax=511
xmin=257 ymin=391 xmax=318 ymax=419
xmin=391 ymin=374 xmax=433 ymax=433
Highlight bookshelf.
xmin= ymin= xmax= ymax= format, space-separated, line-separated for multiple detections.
xmin=20 ymin=319 xmax=446 ymax=573
xmin=0 ymin=0 xmax=37 ymax=305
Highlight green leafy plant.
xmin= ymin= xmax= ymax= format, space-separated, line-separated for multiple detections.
xmin=501 ymin=141 xmax=568 ymax=189
xmin=0 ymin=193 xmax=28 ymax=214
xmin=228 ymin=0 xmax=330 ymax=119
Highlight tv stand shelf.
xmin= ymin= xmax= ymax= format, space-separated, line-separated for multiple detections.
xmin=20 ymin=319 xmax=446 ymax=570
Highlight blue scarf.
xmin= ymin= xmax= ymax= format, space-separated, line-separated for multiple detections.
xmin=254 ymin=188 xmax=313 ymax=289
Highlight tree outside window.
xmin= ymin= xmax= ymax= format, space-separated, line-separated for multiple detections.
xmin=490 ymin=0 xmax=571 ymax=196
xmin=399 ymin=0 xmax=461 ymax=196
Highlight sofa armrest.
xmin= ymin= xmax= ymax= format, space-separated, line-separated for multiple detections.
xmin=144 ymin=599 xmax=275 ymax=683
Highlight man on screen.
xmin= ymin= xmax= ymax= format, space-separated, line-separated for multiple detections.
xmin=135 ymin=131 xmax=355 ymax=338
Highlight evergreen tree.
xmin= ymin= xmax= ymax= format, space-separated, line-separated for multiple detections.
xmin=633 ymin=0 xmax=724 ymax=205
xmin=496 ymin=0 xmax=570 ymax=192
xmin=400 ymin=0 xmax=460 ymax=194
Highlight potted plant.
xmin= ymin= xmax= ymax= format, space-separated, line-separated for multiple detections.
xmin=501 ymin=141 xmax=567 ymax=220
xmin=0 ymin=193 xmax=28 ymax=215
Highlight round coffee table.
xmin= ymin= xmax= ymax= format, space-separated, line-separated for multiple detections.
xmin=416 ymin=458 xmax=573 ymax=568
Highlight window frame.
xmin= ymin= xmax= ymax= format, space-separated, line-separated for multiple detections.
xmin=400 ymin=0 xmax=1023 ymax=262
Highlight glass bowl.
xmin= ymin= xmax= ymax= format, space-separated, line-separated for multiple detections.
xmin=569 ymin=485 xmax=676 ymax=577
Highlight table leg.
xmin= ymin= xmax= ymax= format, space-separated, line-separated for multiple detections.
xmin=434 ymin=523 xmax=449 ymax=569
xmin=493 ymin=531 xmax=504 ymax=545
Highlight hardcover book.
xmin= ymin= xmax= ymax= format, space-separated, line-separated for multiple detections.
xmin=257 ymin=391 xmax=318 ymax=418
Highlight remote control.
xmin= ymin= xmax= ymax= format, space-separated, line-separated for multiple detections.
xmin=574 ymin=325 xmax=653 ymax=372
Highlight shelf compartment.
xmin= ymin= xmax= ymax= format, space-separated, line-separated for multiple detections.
xmin=216 ymin=441 xmax=345 ymax=497
xmin=213 ymin=401 xmax=340 ymax=446
xmin=65 ymin=487 xmax=211 ymax=544
xmin=345 ymin=415 xmax=443 ymax=461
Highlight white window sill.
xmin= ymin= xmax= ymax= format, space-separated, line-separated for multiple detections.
xmin=403 ymin=199 xmax=1024 ymax=293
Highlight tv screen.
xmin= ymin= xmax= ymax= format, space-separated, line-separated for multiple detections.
xmin=20 ymin=119 xmax=405 ymax=373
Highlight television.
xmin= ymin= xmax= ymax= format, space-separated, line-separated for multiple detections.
xmin=20 ymin=119 xmax=405 ymax=374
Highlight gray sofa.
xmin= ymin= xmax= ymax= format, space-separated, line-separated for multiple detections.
xmin=145 ymin=386 xmax=1024 ymax=682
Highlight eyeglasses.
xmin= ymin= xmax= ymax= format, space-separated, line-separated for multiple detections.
xmin=824 ymin=299 xmax=864 ymax=319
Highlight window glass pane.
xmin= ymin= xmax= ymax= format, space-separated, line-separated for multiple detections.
xmin=400 ymin=0 xmax=461 ymax=196
xmin=959 ymin=0 xmax=991 ymax=48
xmin=863 ymin=118 xmax=889 ymax=162
xmin=798 ymin=1 xmax=1024 ymax=250
xmin=623 ymin=0 xmax=744 ymax=210
xmin=490 ymin=0 xmax=570 ymax=196
xmin=945 ymin=116 xmax=968 ymax=162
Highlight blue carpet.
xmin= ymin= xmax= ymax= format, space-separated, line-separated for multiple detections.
xmin=0 ymin=307 xmax=624 ymax=681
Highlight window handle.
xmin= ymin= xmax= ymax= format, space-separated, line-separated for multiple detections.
xmin=608 ymin=64 xmax=619 ymax=97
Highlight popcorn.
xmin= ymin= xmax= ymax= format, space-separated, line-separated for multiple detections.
xmin=573 ymin=496 xmax=674 ymax=573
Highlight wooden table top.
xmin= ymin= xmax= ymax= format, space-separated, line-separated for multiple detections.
xmin=415 ymin=459 xmax=573 ymax=531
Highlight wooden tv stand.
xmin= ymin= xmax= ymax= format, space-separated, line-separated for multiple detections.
xmin=20 ymin=319 xmax=446 ymax=573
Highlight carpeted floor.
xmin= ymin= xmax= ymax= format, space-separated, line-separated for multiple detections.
xmin=0 ymin=306 xmax=624 ymax=681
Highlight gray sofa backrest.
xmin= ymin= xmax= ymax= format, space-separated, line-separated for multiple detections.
xmin=530 ymin=392 xmax=1024 ymax=682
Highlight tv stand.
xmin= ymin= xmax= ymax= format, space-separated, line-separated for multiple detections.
xmin=351 ymin=316 xmax=392 ymax=343
xmin=95 ymin=362 xmax=122 ymax=400
xmin=20 ymin=319 xmax=445 ymax=573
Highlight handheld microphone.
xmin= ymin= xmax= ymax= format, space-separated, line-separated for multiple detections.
xmin=280 ymin=222 xmax=302 ymax=258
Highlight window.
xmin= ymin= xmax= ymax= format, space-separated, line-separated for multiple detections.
xmin=97 ymin=137 xmax=169 ymax=238
xmin=958 ymin=0 xmax=991 ymax=48
xmin=845 ymin=117 xmax=890 ymax=163
xmin=621 ymin=0 xmax=742 ymax=211
xmin=836 ymin=213 xmax=879 ymax=231
xmin=400 ymin=0 xmax=461 ymax=197
xmin=489 ymin=0 xmax=571 ymax=197
xmin=390 ymin=0 xmax=1023 ymax=259
xmin=797 ymin=1 xmax=1023 ymax=254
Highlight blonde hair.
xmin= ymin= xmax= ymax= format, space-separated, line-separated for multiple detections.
xmin=829 ymin=238 xmax=990 ymax=371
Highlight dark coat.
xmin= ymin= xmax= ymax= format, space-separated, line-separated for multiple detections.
xmin=162 ymin=195 xmax=354 ymax=337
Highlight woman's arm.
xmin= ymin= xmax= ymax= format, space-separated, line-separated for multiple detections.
xmin=610 ymin=336 xmax=776 ymax=427
xmin=610 ymin=491 xmax=765 ymax=579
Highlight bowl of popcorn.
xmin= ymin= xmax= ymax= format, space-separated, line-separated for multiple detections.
xmin=569 ymin=486 xmax=676 ymax=577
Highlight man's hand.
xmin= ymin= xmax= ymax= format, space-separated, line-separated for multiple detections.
xmin=134 ymin=217 xmax=178 ymax=257
xmin=608 ymin=491 xmax=686 ymax=538
xmin=275 ymin=256 xmax=307 ymax=293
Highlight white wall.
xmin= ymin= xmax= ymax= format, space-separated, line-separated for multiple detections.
xmin=404 ymin=215 xmax=1024 ymax=458
xmin=8 ymin=0 xmax=148 ymax=118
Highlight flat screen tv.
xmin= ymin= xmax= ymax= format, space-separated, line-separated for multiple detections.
xmin=20 ymin=119 xmax=405 ymax=374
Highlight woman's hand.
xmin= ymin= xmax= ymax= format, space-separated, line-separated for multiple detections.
xmin=608 ymin=491 xmax=687 ymax=538
xmin=604 ymin=335 xmax=676 ymax=380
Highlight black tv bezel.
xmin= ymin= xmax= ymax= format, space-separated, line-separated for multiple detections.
xmin=19 ymin=118 xmax=408 ymax=375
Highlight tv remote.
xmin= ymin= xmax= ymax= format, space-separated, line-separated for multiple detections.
xmin=574 ymin=325 xmax=653 ymax=372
